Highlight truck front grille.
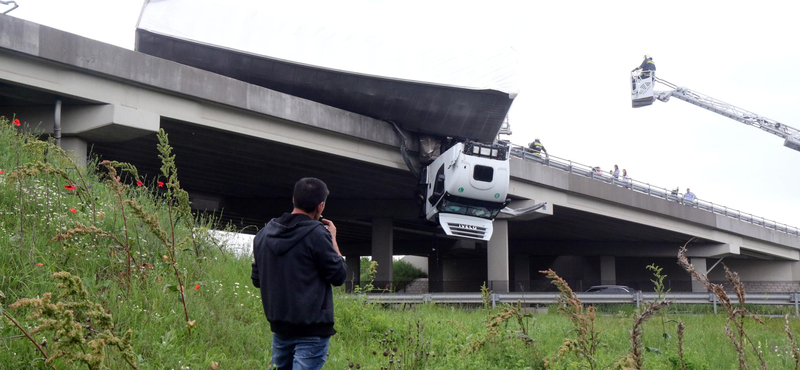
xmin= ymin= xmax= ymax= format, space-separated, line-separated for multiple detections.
xmin=447 ymin=223 xmax=487 ymax=239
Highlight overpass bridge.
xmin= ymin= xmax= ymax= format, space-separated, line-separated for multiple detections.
xmin=2 ymin=15 xmax=799 ymax=293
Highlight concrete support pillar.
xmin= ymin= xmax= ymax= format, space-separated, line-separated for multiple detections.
xmin=371 ymin=218 xmax=393 ymax=290
xmin=488 ymin=219 xmax=509 ymax=293
xmin=600 ymin=256 xmax=616 ymax=285
xmin=60 ymin=137 xmax=88 ymax=167
xmin=344 ymin=255 xmax=361 ymax=292
xmin=428 ymin=252 xmax=443 ymax=293
xmin=690 ymin=257 xmax=708 ymax=292
xmin=791 ymin=260 xmax=800 ymax=281
xmin=514 ymin=255 xmax=530 ymax=292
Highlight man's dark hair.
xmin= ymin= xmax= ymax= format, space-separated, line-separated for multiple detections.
xmin=293 ymin=177 xmax=329 ymax=213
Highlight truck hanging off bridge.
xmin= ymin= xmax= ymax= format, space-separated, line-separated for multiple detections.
xmin=136 ymin=0 xmax=545 ymax=241
xmin=631 ymin=69 xmax=800 ymax=152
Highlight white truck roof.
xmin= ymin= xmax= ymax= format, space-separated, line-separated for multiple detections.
xmin=136 ymin=0 xmax=518 ymax=142
xmin=137 ymin=0 xmax=519 ymax=95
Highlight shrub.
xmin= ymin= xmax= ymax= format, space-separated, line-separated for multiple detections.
xmin=359 ymin=258 xmax=427 ymax=292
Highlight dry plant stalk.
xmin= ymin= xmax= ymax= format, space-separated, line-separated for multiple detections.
xmin=466 ymin=302 xmax=533 ymax=352
xmin=613 ymin=299 xmax=672 ymax=370
xmin=99 ymin=161 xmax=137 ymax=287
xmin=629 ymin=300 xmax=671 ymax=369
xmin=156 ymin=129 xmax=194 ymax=334
xmin=101 ymin=157 xmax=194 ymax=335
xmin=8 ymin=272 xmax=137 ymax=369
xmin=124 ymin=198 xmax=168 ymax=244
xmin=677 ymin=321 xmax=687 ymax=370
xmin=541 ymin=269 xmax=600 ymax=370
xmin=1 ymin=310 xmax=58 ymax=370
xmin=678 ymin=240 xmax=767 ymax=370
xmin=786 ymin=315 xmax=800 ymax=370
xmin=51 ymin=222 xmax=138 ymax=267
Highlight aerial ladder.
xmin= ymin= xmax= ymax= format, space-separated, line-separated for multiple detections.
xmin=631 ymin=71 xmax=800 ymax=152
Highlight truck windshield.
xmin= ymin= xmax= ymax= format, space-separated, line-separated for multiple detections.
xmin=437 ymin=198 xmax=502 ymax=220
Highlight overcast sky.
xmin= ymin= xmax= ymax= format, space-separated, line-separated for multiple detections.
xmin=7 ymin=0 xmax=799 ymax=228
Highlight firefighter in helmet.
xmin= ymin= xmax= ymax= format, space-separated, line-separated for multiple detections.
xmin=528 ymin=138 xmax=548 ymax=158
xmin=633 ymin=54 xmax=656 ymax=78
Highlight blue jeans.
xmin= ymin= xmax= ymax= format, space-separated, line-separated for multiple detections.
xmin=270 ymin=333 xmax=330 ymax=370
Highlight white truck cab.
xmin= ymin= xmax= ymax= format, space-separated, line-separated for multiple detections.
xmin=421 ymin=141 xmax=510 ymax=240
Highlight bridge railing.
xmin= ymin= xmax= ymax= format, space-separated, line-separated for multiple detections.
xmin=363 ymin=292 xmax=800 ymax=315
xmin=507 ymin=144 xmax=800 ymax=237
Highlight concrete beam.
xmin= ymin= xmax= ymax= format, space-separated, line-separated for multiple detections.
xmin=9 ymin=104 xmax=159 ymax=142
xmin=371 ymin=218 xmax=393 ymax=289
xmin=339 ymin=239 xmax=456 ymax=259
xmin=740 ymin=243 xmax=799 ymax=261
xmin=0 ymin=48 xmax=409 ymax=172
xmin=488 ymin=219 xmax=509 ymax=292
xmin=508 ymin=242 xmax=743 ymax=259
xmin=60 ymin=137 xmax=87 ymax=165
xmin=508 ymin=160 xmax=800 ymax=253
xmin=0 ymin=15 xmax=417 ymax=152
xmin=221 ymin=198 xmax=420 ymax=220
xmin=429 ymin=252 xmax=443 ymax=293
xmin=692 ymin=243 xmax=740 ymax=258
xmin=345 ymin=255 xmax=361 ymax=293
xmin=600 ymin=256 xmax=616 ymax=285
xmin=690 ymin=257 xmax=707 ymax=292
xmin=514 ymin=254 xmax=530 ymax=292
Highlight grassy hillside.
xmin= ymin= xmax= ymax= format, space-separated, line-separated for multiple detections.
xmin=3 ymin=115 xmax=800 ymax=370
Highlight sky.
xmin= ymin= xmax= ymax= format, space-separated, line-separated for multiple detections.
xmin=6 ymin=0 xmax=800 ymax=229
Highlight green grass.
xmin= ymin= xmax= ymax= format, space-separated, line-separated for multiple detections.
xmin=3 ymin=115 xmax=800 ymax=370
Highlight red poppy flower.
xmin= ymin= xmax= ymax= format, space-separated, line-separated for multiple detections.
xmin=69 ymin=207 xmax=77 ymax=213
xmin=158 ymin=181 xmax=164 ymax=187
xmin=195 ymin=284 xmax=201 ymax=290
xmin=0 ymin=170 xmax=4 ymax=174
xmin=136 ymin=180 xmax=143 ymax=187
xmin=37 ymin=263 xmax=43 ymax=267
xmin=64 ymin=185 xmax=77 ymax=191
xmin=13 ymin=119 xmax=21 ymax=126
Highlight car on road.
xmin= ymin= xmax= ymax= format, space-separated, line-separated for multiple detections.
xmin=585 ymin=285 xmax=634 ymax=293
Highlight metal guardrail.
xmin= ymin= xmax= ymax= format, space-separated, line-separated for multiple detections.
xmin=507 ymin=144 xmax=800 ymax=237
xmin=365 ymin=292 xmax=800 ymax=315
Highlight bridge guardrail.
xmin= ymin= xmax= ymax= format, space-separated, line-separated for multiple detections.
xmin=507 ymin=144 xmax=800 ymax=237
xmin=363 ymin=292 xmax=800 ymax=315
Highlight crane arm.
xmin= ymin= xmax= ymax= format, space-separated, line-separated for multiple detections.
xmin=653 ymin=77 xmax=800 ymax=152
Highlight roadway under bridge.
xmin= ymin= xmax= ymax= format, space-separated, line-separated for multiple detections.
xmin=2 ymin=15 xmax=799 ymax=293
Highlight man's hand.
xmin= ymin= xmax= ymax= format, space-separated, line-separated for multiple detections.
xmin=321 ymin=218 xmax=342 ymax=257
xmin=321 ymin=218 xmax=337 ymax=239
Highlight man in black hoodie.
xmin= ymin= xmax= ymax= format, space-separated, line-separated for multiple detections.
xmin=251 ymin=177 xmax=347 ymax=370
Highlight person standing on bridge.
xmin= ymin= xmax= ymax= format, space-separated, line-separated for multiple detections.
xmin=684 ymin=188 xmax=697 ymax=204
xmin=251 ymin=177 xmax=346 ymax=370
xmin=612 ymin=165 xmax=620 ymax=179
xmin=528 ymin=138 xmax=548 ymax=159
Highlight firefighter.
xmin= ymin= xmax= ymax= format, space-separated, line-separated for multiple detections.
xmin=633 ymin=54 xmax=656 ymax=78
xmin=528 ymin=138 xmax=548 ymax=158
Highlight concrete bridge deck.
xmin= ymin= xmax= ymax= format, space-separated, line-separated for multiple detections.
xmin=2 ymin=14 xmax=799 ymax=292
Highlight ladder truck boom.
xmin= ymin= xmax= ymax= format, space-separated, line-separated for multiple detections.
xmin=631 ymin=71 xmax=800 ymax=152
